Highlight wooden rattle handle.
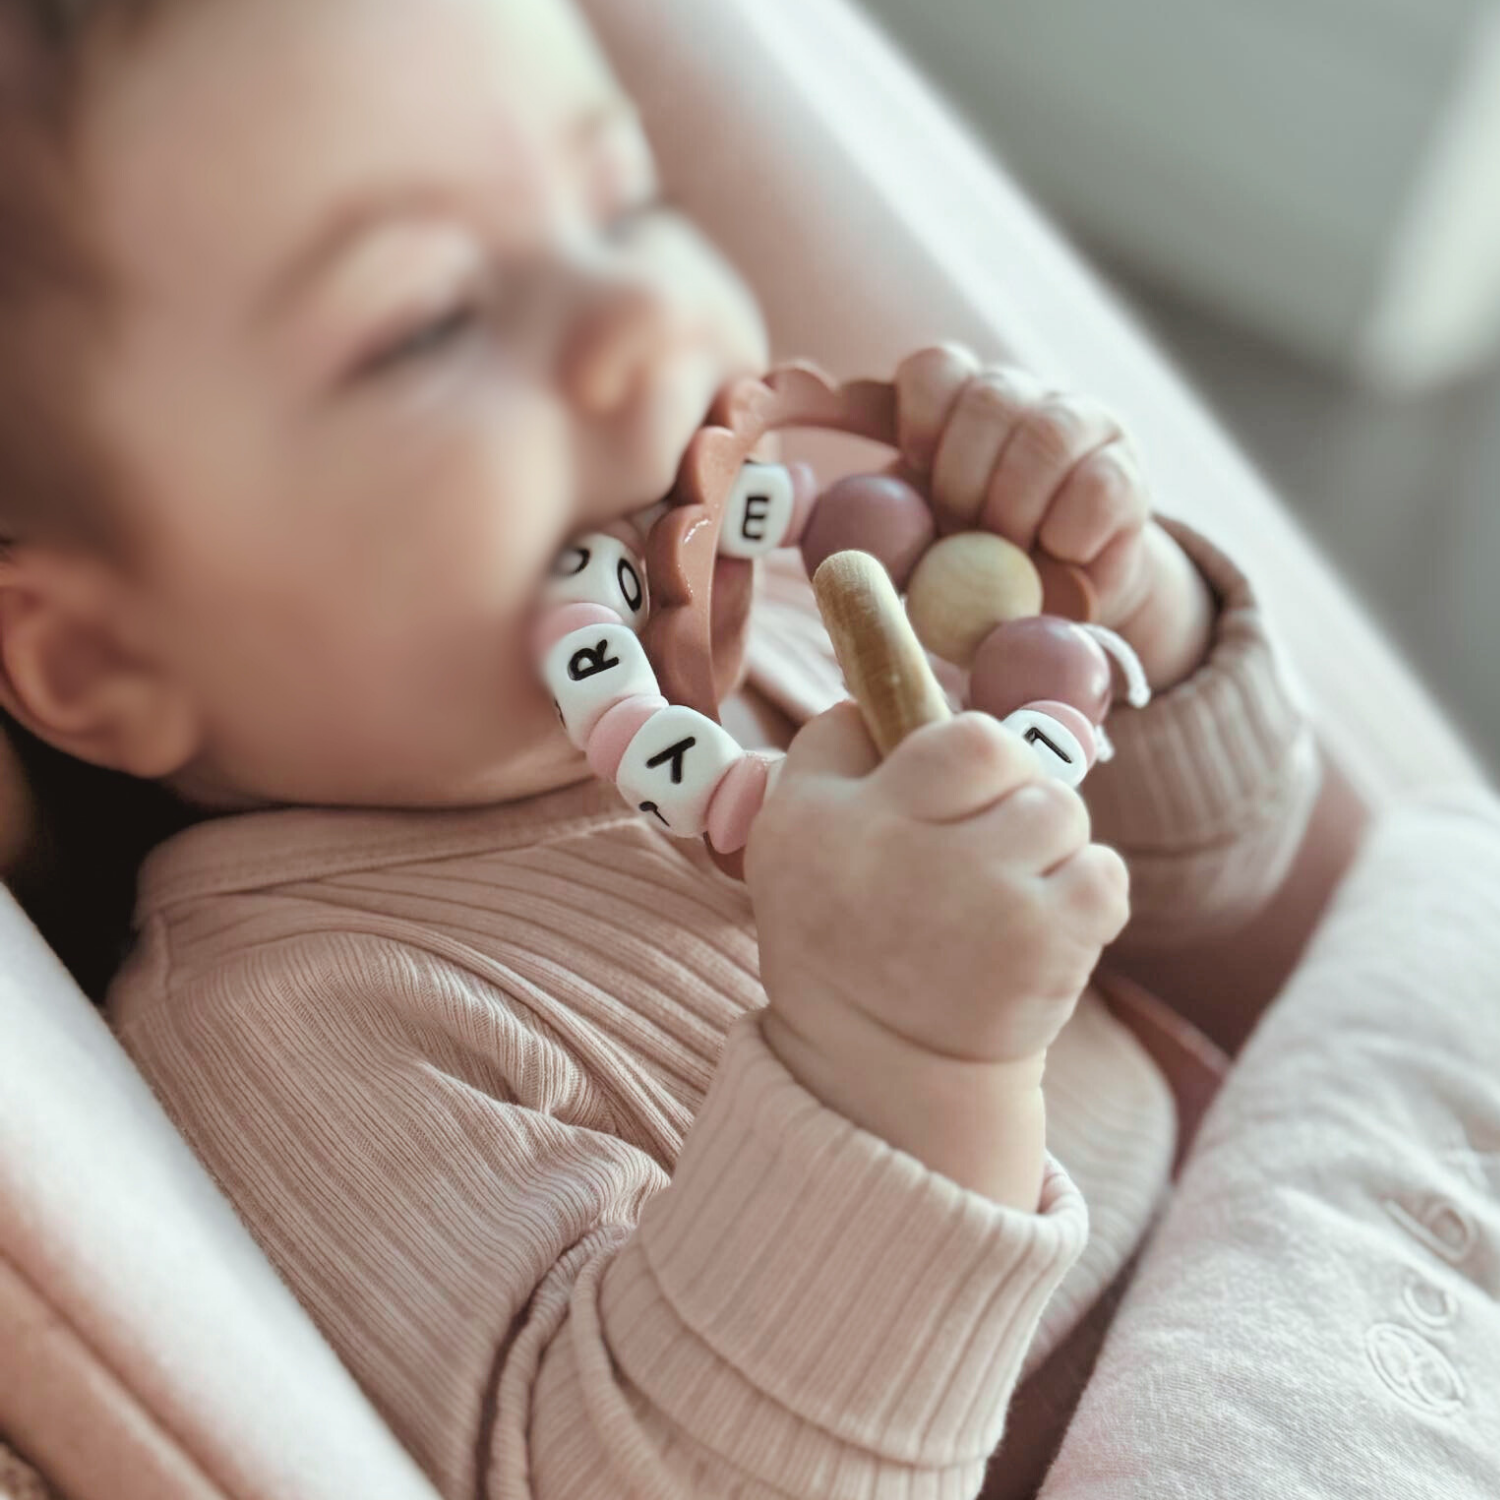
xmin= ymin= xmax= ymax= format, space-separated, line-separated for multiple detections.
xmin=812 ymin=550 xmax=952 ymax=758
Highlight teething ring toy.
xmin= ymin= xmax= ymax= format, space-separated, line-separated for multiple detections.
xmin=533 ymin=362 xmax=1150 ymax=880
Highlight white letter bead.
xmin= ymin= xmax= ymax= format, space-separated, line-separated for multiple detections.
xmin=1003 ymin=708 xmax=1090 ymax=788
xmin=719 ymin=463 xmax=798 ymax=559
xmin=616 ymin=706 xmax=745 ymax=838
xmin=543 ymin=624 xmax=661 ymax=748
xmin=543 ymin=533 xmax=650 ymax=632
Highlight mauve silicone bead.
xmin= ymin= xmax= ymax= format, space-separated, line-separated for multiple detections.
xmin=799 ymin=474 xmax=936 ymax=591
xmin=531 ymin=602 xmax=623 ymax=659
xmin=586 ymin=694 xmax=669 ymax=781
xmin=783 ymin=462 xmax=820 ymax=546
xmin=969 ymin=616 xmax=1114 ymax=724
xmin=706 ymin=753 xmax=772 ymax=855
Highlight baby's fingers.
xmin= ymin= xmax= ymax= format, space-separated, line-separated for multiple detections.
xmin=781 ymin=700 xmax=882 ymax=784
xmin=876 ymin=713 xmax=1039 ymax=824
xmin=1035 ymin=440 xmax=1150 ymax=566
xmin=893 ymin=344 xmax=980 ymax=474
xmin=1048 ymin=841 xmax=1132 ymax=946
xmin=981 ymin=394 xmax=1122 ymax=554
xmin=930 ymin=367 xmax=1051 ymax=530
xmin=971 ymin=773 xmax=1093 ymax=874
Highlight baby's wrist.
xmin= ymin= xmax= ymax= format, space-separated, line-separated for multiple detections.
xmin=759 ymin=1000 xmax=1050 ymax=1211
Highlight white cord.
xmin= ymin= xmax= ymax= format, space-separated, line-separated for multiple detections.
xmin=1093 ymin=720 xmax=1116 ymax=763
xmin=1079 ymin=624 xmax=1152 ymax=710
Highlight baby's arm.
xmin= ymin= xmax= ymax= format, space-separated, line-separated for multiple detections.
xmin=116 ymin=916 xmax=1090 ymax=1500
xmin=1085 ymin=515 xmax=1321 ymax=956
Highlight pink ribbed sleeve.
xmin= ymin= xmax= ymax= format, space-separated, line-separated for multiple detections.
xmin=114 ymin=917 xmax=1087 ymax=1500
xmin=1083 ymin=517 xmax=1323 ymax=952
xmin=529 ymin=1018 xmax=1087 ymax=1497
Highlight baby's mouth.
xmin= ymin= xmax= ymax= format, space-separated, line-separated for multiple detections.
xmin=535 ymin=373 xmax=794 ymax=729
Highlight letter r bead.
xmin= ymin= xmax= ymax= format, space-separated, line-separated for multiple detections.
xmin=542 ymin=623 xmax=660 ymax=747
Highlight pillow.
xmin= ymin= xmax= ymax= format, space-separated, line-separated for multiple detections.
xmin=1040 ymin=786 xmax=1500 ymax=1497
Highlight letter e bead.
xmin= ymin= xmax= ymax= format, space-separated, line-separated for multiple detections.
xmin=719 ymin=463 xmax=798 ymax=559
xmin=616 ymin=706 xmax=744 ymax=837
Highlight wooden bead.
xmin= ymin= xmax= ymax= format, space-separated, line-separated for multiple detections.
xmin=543 ymin=532 xmax=650 ymax=632
xmin=542 ymin=622 xmax=660 ymax=748
xmin=969 ymin=616 xmax=1114 ymax=723
xmin=1035 ymin=554 xmax=1100 ymax=624
xmin=616 ymin=706 xmax=745 ymax=838
xmin=1004 ymin=703 xmax=1095 ymax=788
xmin=904 ymin=532 xmax=1043 ymax=668
xmin=719 ymin=463 xmax=799 ymax=558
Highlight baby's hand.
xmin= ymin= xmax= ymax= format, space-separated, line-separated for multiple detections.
xmin=892 ymin=345 xmax=1215 ymax=690
xmin=747 ymin=701 xmax=1129 ymax=1206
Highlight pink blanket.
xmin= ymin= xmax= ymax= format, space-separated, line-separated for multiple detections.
xmin=1041 ymin=785 xmax=1500 ymax=1496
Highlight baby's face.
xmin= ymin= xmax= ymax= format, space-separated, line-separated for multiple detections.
xmin=81 ymin=0 xmax=768 ymax=808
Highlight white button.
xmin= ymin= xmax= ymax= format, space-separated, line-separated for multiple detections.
xmin=543 ymin=533 xmax=650 ymax=632
xmin=1003 ymin=708 xmax=1090 ymax=788
xmin=543 ymin=624 xmax=661 ymax=748
xmin=718 ymin=463 xmax=797 ymax=559
xmin=616 ymin=706 xmax=745 ymax=838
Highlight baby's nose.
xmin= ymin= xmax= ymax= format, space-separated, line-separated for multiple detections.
xmin=560 ymin=275 xmax=695 ymax=418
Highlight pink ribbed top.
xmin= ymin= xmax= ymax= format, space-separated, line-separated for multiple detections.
xmin=108 ymin=516 xmax=1320 ymax=1499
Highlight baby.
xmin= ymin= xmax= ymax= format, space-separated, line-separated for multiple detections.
xmin=0 ymin=1 xmax=1322 ymax=1496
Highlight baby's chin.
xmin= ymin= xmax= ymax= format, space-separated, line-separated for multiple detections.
xmin=388 ymin=726 xmax=594 ymax=812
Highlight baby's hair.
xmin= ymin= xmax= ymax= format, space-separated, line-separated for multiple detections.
xmin=0 ymin=0 xmax=108 ymax=547
xmin=0 ymin=0 xmax=191 ymax=1000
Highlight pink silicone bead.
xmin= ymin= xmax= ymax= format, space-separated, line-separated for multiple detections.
xmin=782 ymin=462 xmax=820 ymax=547
xmin=968 ymin=616 xmax=1114 ymax=723
xmin=799 ymin=474 xmax=936 ymax=591
xmin=586 ymin=694 xmax=669 ymax=781
xmin=532 ymin=601 xmax=623 ymax=659
xmin=1022 ymin=700 xmax=1099 ymax=768
xmin=706 ymin=753 xmax=771 ymax=855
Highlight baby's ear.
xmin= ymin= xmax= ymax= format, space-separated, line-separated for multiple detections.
xmin=0 ymin=546 xmax=201 ymax=780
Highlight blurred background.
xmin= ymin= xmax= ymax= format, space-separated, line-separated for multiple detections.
xmin=860 ymin=0 xmax=1500 ymax=772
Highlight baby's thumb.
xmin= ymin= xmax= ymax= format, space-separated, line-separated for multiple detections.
xmin=780 ymin=700 xmax=882 ymax=785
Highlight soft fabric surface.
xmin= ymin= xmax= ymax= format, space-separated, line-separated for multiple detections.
xmin=1040 ymin=785 xmax=1500 ymax=1497
xmin=0 ymin=887 xmax=441 ymax=1500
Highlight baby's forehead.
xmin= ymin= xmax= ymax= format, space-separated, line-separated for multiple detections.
xmin=83 ymin=0 xmax=634 ymax=297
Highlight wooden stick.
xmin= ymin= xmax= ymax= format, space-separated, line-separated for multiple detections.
xmin=812 ymin=550 xmax=952 ymax=758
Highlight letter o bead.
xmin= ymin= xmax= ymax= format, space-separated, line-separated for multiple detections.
xmin=616 ymin=706 xmax=745 ymax=838
xmin=543 ymin=532 xmax=650 ymax=631
xmin=542 ymin=623 xmax=661 ymax=748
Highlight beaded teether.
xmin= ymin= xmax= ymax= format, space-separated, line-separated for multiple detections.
xmin=532 ymin=363 xmax=1150 ymax=879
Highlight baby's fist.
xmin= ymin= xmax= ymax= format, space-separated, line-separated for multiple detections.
xmin=893 ymin=345 xmax=1154 ymax=631
xmin=748 ymin=702 xmax=1130 ymax=1069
